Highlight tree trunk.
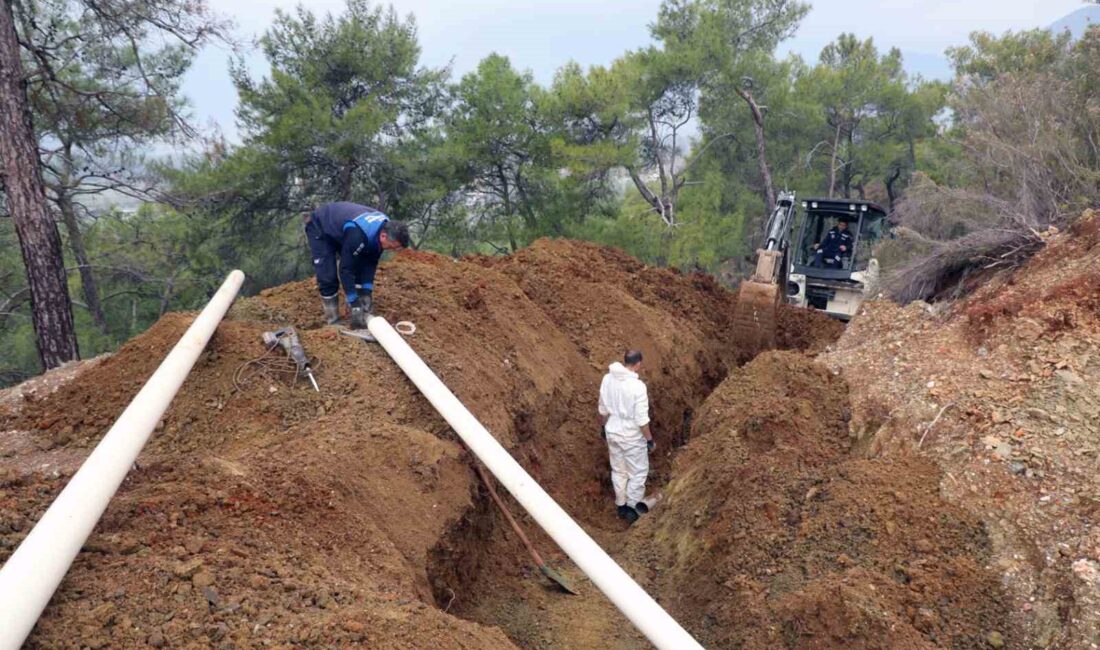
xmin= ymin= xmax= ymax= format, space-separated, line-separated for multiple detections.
xmin=57 ymin=192 xmax=108 ymax=333
xmin=626 ymin=166 xmax=663 ymax=219
xmin=843 ymin=129 xmax=854 ymax=199
xmin=337 ymin=161 xmax=355 ymax=201
xmin=736 ymin=88 xmax=776 ymax=210
xmin=0 ymin=1 xmax=79 ymax=369
xmin=828 ymin=119 xmax=842 ymax=199
xmin=158 ymin=273 xmax=176 ymax=317
xmin=885 ymin=166 xmax=902 ymax=211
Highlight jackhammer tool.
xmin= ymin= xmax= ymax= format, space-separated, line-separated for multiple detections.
xmin=261 ymin=327 xmax=320 ymax=391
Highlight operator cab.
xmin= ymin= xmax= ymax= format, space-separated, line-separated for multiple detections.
xmin=787 ymin=198 xmax=888 ymax=320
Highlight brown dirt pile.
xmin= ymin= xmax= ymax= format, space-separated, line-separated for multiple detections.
xmin=0 ymin=239 xmax=842 ymax=648
xmin=822 ymin=208 xmax=1100 ymax=647
xmin=630 ymin=351 xmax=1009 ymax=649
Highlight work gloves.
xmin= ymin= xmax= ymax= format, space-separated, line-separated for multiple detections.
xmin=321 ymin=295 xmax=340 ymax=325
xmin=349 ymin=293 xmax=372 ymax=329
xmin=647 ymin=439 xmax=656 ymax=453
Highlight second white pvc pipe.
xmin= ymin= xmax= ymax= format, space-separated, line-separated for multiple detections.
xmin=367 ymin=315 xmax=703 ymax=650
xmin=0 ymin=270 xmax=245 ymax=650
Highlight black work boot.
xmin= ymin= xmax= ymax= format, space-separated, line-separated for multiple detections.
xmin=634 ymin=501 xmax=649 ymax=515
xmin=622 ymin=506 xmax=640 ymax=524
xmin=616 ymin=505 xmax=630 ymax=519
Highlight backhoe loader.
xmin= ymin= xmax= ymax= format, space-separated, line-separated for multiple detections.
xmin=732 ymin=193 xmax=887 ymax=354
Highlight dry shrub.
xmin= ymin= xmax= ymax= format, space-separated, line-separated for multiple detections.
xmin=888 ymin=220 xmax=1041 ymax=305
xmin=885 ymin=30 xmax=1100 ymax=304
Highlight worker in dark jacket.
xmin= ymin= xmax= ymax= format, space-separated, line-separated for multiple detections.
xmin=304 ymin=202 xmax=410 ymax=328
xmin=811 ymin=219 xmax=854 ymax=268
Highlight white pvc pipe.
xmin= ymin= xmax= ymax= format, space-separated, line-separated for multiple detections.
xmin=0 ymin=270 xmax=245 ymax=649
xmin=366 ymin=316 xmax=703 ymax=650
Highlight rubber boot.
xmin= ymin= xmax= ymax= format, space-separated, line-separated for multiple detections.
xmin=349 ymin=298 xmax=368 ymax=329
xmin=616 ymin=505 xmax=630 ymax=520
xmin=634 ymin=501 xmax=649 ymax=515
xmin=622 ymin=506 xmax=640 ymax=524
xmin=321 ymin=295 xmax=340 ymax=324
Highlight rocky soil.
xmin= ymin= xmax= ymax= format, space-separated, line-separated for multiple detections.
xmin=6 ymin=215 xmax=1094 ymax=649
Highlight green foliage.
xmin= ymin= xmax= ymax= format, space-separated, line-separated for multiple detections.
xmin=8 ymin=0 xmax=1074 ymax=383
xmin=445 ymin=54 xmax=553 ymax=250
xmin=0 ymin=204 xmax=241 ymax=385
xmin=229 ymin=0 xmax=448 ymax=218
xmin=793 ymin=34 xmax=946 ymax=204
xmin=947 ymin=29 xmax=1074 ymax=83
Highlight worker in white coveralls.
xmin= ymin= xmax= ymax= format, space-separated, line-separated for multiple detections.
xmin=598 ymin=349 xmax=655 ymax=525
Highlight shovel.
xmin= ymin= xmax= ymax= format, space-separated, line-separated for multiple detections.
xmin=338 ymin=328 xmax=377 ymax=343
xmin=472 ymin=463 xmax=579 ymax=595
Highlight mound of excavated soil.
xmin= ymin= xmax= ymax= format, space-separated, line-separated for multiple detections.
xmin=630 ymin=351 xmax=1010 ymax=649
xmin=0 ymin=239 xmax=845 ymax=649
xmin=824 ymin=209 xmax=1100 ymax=647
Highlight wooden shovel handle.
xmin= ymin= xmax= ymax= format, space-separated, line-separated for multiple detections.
xmin=473 ymin=463 xmax=546 ymax=567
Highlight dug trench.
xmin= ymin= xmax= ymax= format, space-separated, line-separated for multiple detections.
xmin=0 ymin=239 xmax=1009 ymax=648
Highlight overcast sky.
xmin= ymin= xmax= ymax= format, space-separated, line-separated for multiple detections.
xmin=181 ymin=0 xmax=1087 ymax=141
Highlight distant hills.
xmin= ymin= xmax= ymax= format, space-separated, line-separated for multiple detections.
xmin=903 ymin=5 xmax=1098 ymax=82
xmin=1049 ymin=4 xmax=1100 ymax=39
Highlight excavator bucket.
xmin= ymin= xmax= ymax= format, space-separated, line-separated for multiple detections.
xmin=732 ymin=280 xmax=779 ymax=358
xmin=731 ymin=249 xmax=783 ymax=360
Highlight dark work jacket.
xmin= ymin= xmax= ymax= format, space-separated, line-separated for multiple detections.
xmin=818 ymin=226 xmax=854 ymax=263
xmin=310 ymin=202 xmax=389 ymax=303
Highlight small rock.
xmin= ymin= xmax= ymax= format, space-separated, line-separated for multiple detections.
xmin=206 ymin=622 xmax=229 ymax=641
xmin=986 ymin=630 xmax=1005 ymax=648
xmin=1055 ymin=369 xmax=1084 ymax=385
xmin=342 ymin=620 xmax=365 ymax=634
xmin=1025 ymin=407 xmax=1053 ymax=421
xmin=915 ymin=539 xmax=934 ymax=554
xmin=979 ymin=369 xmax=995 ymax=379
xmin=184 ymin=537 xmax=204 ymax=554
xmin=173 ymin=558 xmax=204 ymax=579
xmin=1072 ymin=558 xmax=1100 ymax=583
xmin=993 ymin=442 xmax=1013 ymax=460
xmin=147 ymin=632 xmax=166 ymax=648
xmin=192 ymin=571 xmax=215 ymax=589
xmin=201 ymin=585 xmax=221 ymax=607
xmin=0 ymin=468 xmax=19 ymax=487
xmin=89 ymin=602 xmax=116 ymax=627
xmin=1009 ymin=462 xmax=1027 ymax=475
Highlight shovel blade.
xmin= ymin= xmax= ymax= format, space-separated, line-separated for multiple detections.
xmin=539 ymin=564 xmax=579 ymax=595
xmin=338 ymin=328 xmax=377 ymax=343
